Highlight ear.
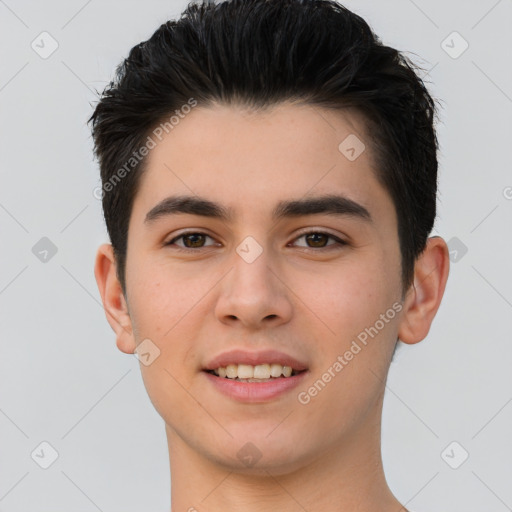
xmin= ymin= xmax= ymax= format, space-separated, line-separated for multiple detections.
xmin=398 ymin=236 xmax=450 ymax=345
xmin=94 ymin=243 xmax=136 ymax=354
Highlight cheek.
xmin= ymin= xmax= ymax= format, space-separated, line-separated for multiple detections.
xmin=126 ymin=257 xmax=204 ymax=340
xmin=298 ymin=258 xmax=391 ymax=339
xmin=125 ymin=260 xmax=214 ymax=388
xmin=292 ymin=261 xmax=398 ymax=437
xmin=126 ymin=268 xmax=201 ymax=416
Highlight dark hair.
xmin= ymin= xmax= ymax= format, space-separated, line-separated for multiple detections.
xmin=89 ymin=0 xmax=440 ymax=299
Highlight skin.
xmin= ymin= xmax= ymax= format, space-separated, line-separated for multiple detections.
xmin=95 ymin=102 xmax=450 ymax=512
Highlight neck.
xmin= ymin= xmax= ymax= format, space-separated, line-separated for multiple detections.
xmin=166 ymin=396 xmax=408 ymax=512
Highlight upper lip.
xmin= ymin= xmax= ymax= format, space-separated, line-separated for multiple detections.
xmin=203 ymin=349 xmax=308 ymax=372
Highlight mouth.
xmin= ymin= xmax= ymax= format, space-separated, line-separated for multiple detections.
xmin=203 ymin=364 xmax=307 ymax=383
xmin=202 ymin=364 xmax=309 ymax=402
xmin=201 ymin=349 xmax=309 ymax=401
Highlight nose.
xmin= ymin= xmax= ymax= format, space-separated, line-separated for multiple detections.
xmin=214 ymin=243 xmax=293 ymax=330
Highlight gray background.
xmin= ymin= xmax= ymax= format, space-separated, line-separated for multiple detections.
xmin=1 ymin=0 xmax=511 ymax=511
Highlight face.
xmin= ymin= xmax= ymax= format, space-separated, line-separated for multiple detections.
xmin=120 ymin=102 xmax=406 ymax=474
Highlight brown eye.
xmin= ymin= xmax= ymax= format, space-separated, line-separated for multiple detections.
xmin=304 ymin=232 xmax=329 ymax=247
xmin=166 ymin=232 xmax=216 ymax=249
xmin=181 ymin=233 xmax=207 ymax=248
xmin=292 ymin=231 xmax=345 ymax=250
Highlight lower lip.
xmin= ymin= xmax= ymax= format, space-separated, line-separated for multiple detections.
xmin=202 ymin=370 xmax=309 ymax=403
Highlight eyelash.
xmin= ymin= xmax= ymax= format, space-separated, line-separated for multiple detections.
xmin=164 ymin=230 xmax=347 ymax=253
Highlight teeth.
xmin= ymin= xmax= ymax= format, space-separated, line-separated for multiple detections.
xmin=238 ymin=364 xmax=254 ymax=379
xmin=270 ymin=363 xmax=284 ymax=377
xmin=254 ymin=364 xmax=271 ymax=379
xmin=211 ymin=363 xmax=296 ymax=379
xmin=225 ymin=364 xmax=238 ymax=378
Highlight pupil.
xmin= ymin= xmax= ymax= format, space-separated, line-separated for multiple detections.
xmin=307 ymin=233 xmax=327 ymax=247
xmin=185 ymin=234 xmax=204 ymax=248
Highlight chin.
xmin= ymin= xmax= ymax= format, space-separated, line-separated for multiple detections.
xmin=206 ymin=430 xmax=316 ymax=476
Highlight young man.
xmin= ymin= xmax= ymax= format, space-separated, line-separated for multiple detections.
xmin=90 ymin=1 xmax=450 ymax=510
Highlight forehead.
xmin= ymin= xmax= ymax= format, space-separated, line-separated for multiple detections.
xmin=131 ymin=102 xmax=395 ymax=229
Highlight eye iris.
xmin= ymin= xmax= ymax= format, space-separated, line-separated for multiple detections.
xmin=183 ymin=234 xmax=205 ymax=248
xmin=306 ymin=233 xmax=328 ymax=247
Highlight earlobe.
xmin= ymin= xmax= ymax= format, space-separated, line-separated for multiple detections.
xmin=94 ymin=243 xmax=136 ymax=354
xmin=397 ymin=236 xmax=450 ymax=345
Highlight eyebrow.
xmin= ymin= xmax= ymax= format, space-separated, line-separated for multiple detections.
xmin=144 ymin=194 xmax=373 ymax=225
